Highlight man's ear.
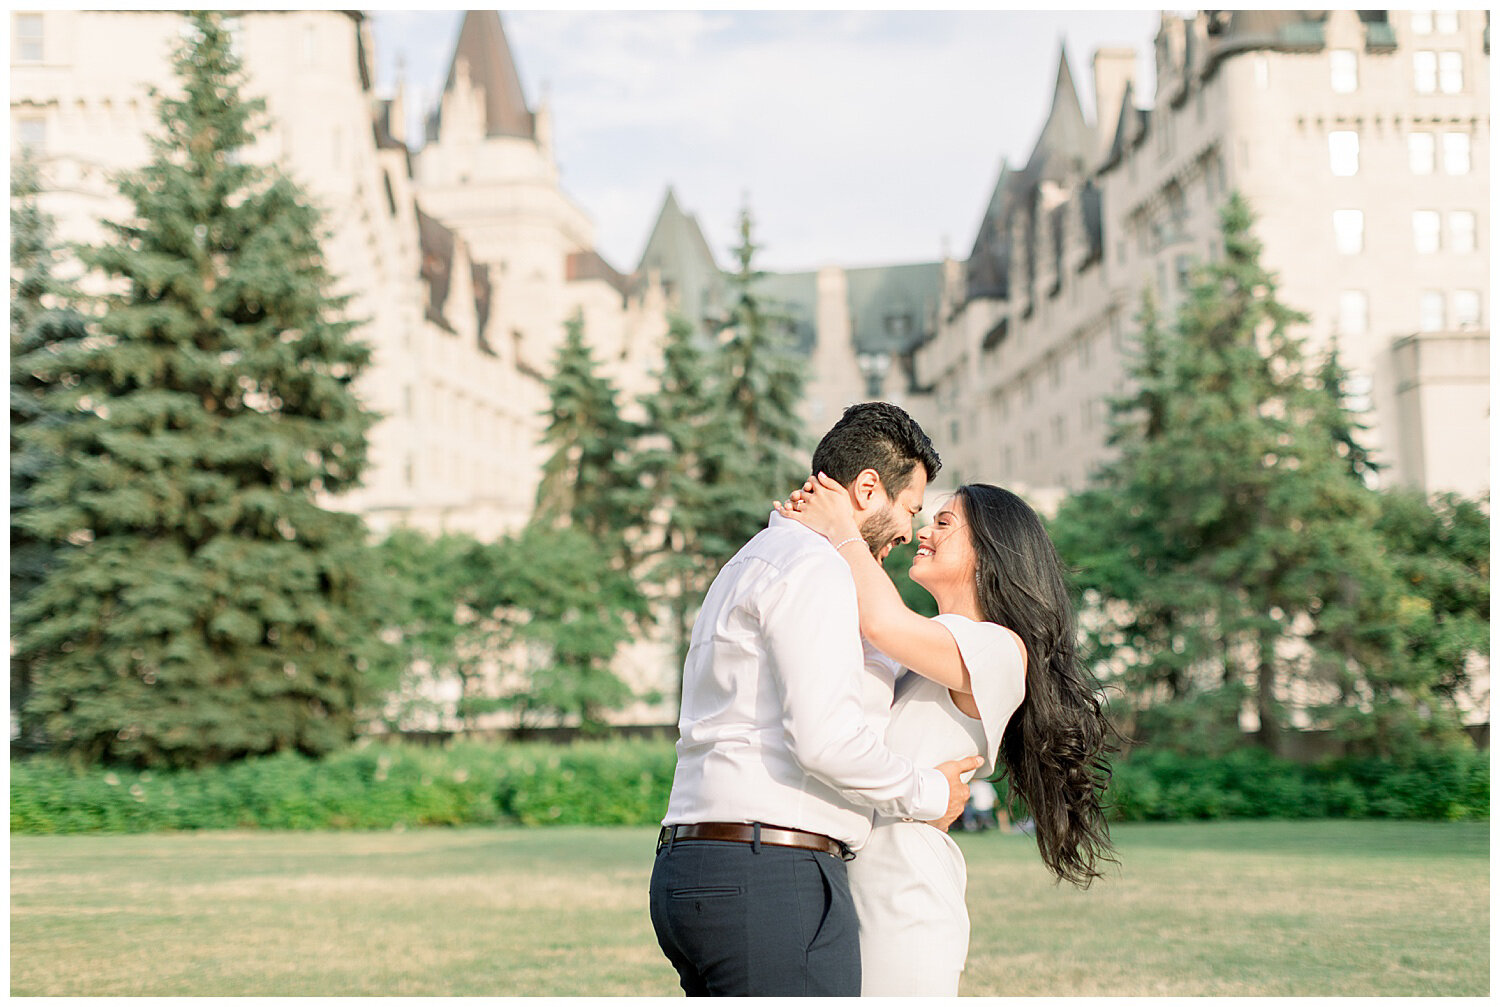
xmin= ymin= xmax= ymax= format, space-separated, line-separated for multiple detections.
xmin=848 ymin=469 xmax=883 ymax=512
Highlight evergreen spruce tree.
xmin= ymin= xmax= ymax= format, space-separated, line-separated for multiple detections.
xmin=10 ymin=154 xmax=90 ymax=749
xmin=713 ymin=204 xmax=810 ymax=547
xmin=12 ymin=12 xmax=388 ymax=768
xmin=517 ymin=309 xmax=650 ymax=731
xmin=534 ymin=310 xmax=643 ymax=548
xmin=634 ymin=313 xmax=744 ymax=671
xmin=1050 ymin=194 xmax=1428 ymax=756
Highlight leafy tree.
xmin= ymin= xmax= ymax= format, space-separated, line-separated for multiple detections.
xmin=369 ymin=529 xmax=499 ymax=732
xmin=712 ymin=204 xmax=810 ymax=548
xmin=1050 ymin=194 xmax=1462 ymax=757
xmin=10 ymin=154 xmax=90 ymax=748
xmin=485 ymin=524 xmax=651 ymax=735
xmin=1329 ymin=489 xmax=1490 ymax=749
xmin=12 ymin=12 xmax=388 ymax=768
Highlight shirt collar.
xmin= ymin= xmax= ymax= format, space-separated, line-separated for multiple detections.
xmin=767 ymin=510 xmax=833 ymax=548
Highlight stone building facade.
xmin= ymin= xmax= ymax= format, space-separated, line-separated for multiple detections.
xmin=9 ymin=9 xmax=668 ymax=546
xmin=921 ymin=10 xmax=1490 ymax=506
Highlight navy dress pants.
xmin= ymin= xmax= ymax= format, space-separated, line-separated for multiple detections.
xmin=649 ymin=836 xmax=861 ymax=996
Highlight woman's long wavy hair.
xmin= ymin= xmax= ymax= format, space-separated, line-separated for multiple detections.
xmin=956 ymin=483 xmax=1117 ymax=888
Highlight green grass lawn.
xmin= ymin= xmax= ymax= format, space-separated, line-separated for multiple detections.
xmin=9 ymin=820 xmax=1488 ymax=996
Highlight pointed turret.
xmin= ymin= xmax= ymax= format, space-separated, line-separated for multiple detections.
xmin=634 ymin=187 xmax=726 ymax=336
xmin=1023 ymin=44 xmax=1093 ymax=185
xmin=438 ymin=10 xmax=534 ymax=141
xmin=965 ymin=161 xmax=1014 ymax=301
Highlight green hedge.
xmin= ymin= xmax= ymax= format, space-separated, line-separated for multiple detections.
xmin=11 ymin=738 xmax=1487 ymax=834
xmin=1107 ymin=745 xmax=1489 ymax=822
xmin=10 ymin=738 xmax=679 ymax=834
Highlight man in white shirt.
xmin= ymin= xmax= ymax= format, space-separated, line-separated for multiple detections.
xmin=649 ymin=402 xmax=980 ymax=996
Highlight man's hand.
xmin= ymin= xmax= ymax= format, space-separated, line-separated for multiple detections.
xmin=926 ymin=755 xmax=984 ymax=832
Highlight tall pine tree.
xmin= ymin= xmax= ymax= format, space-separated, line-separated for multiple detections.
xmin=511 ymin=309 xmax=649 ymax=731
xmin=713 ymin=204 xmax=809 ymax=548
xmin=12 ymin=12 xmax=388 ymax=768
xmin=534 ymin=310 xmax=643 ymax=547
xmin=634 ymin=313 xmax=742 ymax=670
xmin=10 ymin=154 xmax=90 ymax=749
xmin=1051 ymin=194 xmax=1434 ymax=756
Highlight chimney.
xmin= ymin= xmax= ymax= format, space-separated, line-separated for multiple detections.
xmin=1091 ymin=47 xmax=1137 ymax=161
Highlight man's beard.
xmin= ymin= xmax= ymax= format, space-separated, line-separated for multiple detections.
xmin=860 ymin=506 xmax=903 ymax=560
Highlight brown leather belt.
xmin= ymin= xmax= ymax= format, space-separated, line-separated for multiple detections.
xmin=657 ymin=822 xmax=855 ymax=861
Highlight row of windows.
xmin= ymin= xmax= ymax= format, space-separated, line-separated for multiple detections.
xmin=1410 ymin=10 xmax=1464 ymax=35
xmin=1337 ymin=289 xmax=1482 ymax=335
xmin=1328 ymin=130 xmax=1473 ymax=176
xmin=1329 ymin=48 xmax=1468 ymax=95
xmin=1331 ymin=209 xmax=1478 ymax=255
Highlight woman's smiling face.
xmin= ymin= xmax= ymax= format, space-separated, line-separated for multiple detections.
xmin=910 ymin=495 xmax=976 ymax=597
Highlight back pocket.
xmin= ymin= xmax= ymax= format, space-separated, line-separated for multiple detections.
xmin=670 ymin=886 xmax=743 ymax=900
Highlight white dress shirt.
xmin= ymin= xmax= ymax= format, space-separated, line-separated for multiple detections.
xmin=662 ymin=512 xmax=949 ymax=851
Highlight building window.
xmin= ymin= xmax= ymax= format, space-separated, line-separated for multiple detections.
xmin=1413 ymin=210 xmax=1442 ymax=253
xmin=1411 ymin=10 xmax=1434 ymax=34
xmin=1449 ymin=211 xmax=1476 ymax=253
xmin=1408 ymin=132 xmax=1436 ymax=174
xmin=1443 ymin=132 xmax=1471 ymax=174
xmin=1174 ymin=254 xmax=1192 ymax=289
xmin=1002 ymin=446 xmax=1013 ymax=476
xmin=1024 ymin=431 xmax=1038 ymax=461
xmin=1338 ymin=291 xmax=1369 ymax=335
xmin=15 ymin=13 xmax=42 ymax=61
xmin=1333 ymin=210 xmax=1364 ymax=254
xmin=303 ymin=24 xmax=317 ymax=66
xmin=1051 ymin=415 xmax=1066 ymax=446
xmin=1414 ymin=50 xmax=1438 ymax=93
xmin=1439 ymin=51 xmax=1463 ymax=92
xmin=16 ymin=115 xmax=45 ymax=153
xmin=1328 ymin=131 xmax=1359 ymax=176
xmin=1452 ymin=290 xmax=1481 ymax=329
xmin=1330 ymin=49 xmax=1358 ymax=93
xmin=1419 ymin=291 xmax=1445 ymax=331
xmin=1435 ymin=10 xmax=1460 ymax=33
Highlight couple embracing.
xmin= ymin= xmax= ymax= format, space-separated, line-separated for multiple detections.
xmin=649 ymin=402 xmax=1116 ymax=997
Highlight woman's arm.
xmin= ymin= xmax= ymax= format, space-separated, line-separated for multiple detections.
xmin=775 ymin=474 xmax=973 ymax=695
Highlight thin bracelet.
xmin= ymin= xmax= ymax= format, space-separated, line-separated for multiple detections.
xmin=831 ymin=535 xmax=863 ymax=552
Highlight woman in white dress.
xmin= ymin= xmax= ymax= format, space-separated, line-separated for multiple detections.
xmin=776 ymin=477 xmax=1116 ymax=996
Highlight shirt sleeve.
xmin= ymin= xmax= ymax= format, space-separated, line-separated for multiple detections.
xmin=757 ymin=555 xmax=949 ymax=822
xmin=932 ymin=614 xmax=1028 ymax=779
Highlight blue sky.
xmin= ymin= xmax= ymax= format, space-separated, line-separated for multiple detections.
xmin=368 ymin=10 xmax=1163 ymax=274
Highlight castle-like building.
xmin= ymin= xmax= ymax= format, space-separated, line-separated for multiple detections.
xmin=11 ymin=10 xmax=1490 ymax=728
xmin=917 ymin=10 xmax=1489 ymax=505
xmin=10 ymin=10 xmax=670 ymax=547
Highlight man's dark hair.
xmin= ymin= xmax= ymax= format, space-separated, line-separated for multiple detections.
xmin=809 ymin=401 xmax=941 ymax=496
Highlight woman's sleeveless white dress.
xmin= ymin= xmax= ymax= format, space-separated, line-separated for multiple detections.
xmin=850 ymin=613 xmax=1027 ymax=997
